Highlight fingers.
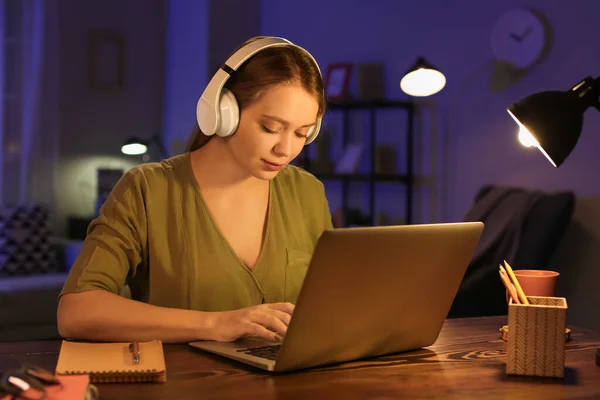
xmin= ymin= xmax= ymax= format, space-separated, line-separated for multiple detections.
xmin=227 ymin=303 xmax=295 ymax=342
xmin=267 ymin=302 xmax=295 ymax=316
xmin=250 ymin=323 xmax=283 ymax=343
xmin=253 ymin=311 xmax=288 ymax=336
xmin=269 ymin=309 xmax=292 ymax=327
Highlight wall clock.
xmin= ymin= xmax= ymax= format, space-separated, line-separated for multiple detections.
xmin=491 ymin=9 xmax=551 ymax=70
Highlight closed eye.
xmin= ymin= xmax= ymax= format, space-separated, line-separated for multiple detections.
xmin=262 ymin=125 xmax=278 ymax=134
xmin=262 ymin=123 xmax=307 ymax=139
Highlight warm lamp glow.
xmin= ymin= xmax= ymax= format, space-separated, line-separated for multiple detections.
xmin=121 ymin=142 xmax=147 ymax=155
xmin=517 ymin=127 xmax=537 ymax=148
xmin=400 ymin=68 xmax=446 ymax=97
xmin=400 ymin=57 xmax=446 ymax=97
xmin=121 ymin=135 xmax=168 ymax=158
xmin=508 ymin=109 xmax=556 ymax=167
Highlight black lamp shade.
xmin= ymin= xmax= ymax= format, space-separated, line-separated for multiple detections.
xmin=507 ymin=76 xmax=600 ymax=167
xmin=507 ymin=91 xmax=584 ymax=167
xmin=407 ymin=57 xmax=440 ymax=73
xmin=123 ymin=136 xmax=145 ymax=146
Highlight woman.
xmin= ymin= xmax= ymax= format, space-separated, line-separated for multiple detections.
xmin=57 ymin=36 xmax=333 ymax=344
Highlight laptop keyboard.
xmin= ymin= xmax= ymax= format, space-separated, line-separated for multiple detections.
xmin=237 ymin=344 xmax=281 ymax=361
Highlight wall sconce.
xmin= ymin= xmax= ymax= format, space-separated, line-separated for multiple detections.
xmin=121 ymin=135 xmax=168 ymax=158
xmin=507 ymin=76 xmax=600 ymax=167
xmin=400 ymin=57 xmax=446 ymax=97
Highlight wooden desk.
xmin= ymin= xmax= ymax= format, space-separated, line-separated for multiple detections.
xmin=1 ymin=316 xmax=599 ymax=399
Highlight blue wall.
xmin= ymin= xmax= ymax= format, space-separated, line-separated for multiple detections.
xmin=261 ymin=0 xmax=600 ymax=223
xmin=162 ymin=0 xmax=210 ymax=156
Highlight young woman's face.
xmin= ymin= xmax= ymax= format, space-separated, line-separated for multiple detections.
xmin=226 ymin=84 xmax=319 ymax=180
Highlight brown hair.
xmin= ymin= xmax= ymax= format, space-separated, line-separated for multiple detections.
xmin=186 ymin=36 xmax=325 ymax=152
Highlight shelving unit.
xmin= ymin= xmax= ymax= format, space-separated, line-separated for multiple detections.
xmin=301 ymin=99 xmax=416 ymax=226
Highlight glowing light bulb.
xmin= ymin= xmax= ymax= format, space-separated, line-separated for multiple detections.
xmin=400 ymin=68 xmax=446 ymax=97
xmin=518 ymin=126 xmax=538 ymax=148
xmin=121 ymin=143 xmax=147 ymax=155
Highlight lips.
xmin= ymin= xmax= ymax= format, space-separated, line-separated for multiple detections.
xmin=262 ymin=159 xmax=285 ymax=171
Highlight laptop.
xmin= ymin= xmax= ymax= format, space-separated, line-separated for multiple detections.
xmin=189 ymin=221 xmax=484 ymax=373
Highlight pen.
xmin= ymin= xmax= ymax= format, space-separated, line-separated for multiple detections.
xmin=503 ymin=260 xmax=529 ymax=305
xmin=499 ymin=267 xmax=520 ymax=304
xmin=129 ymin=341 xmax=140 ymax=364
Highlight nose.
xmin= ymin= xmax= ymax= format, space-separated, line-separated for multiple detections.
xmin=273 ymin=131 xmax=293 ymax=158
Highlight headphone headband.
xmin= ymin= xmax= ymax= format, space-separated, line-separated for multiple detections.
xmin=197 ymin=37 xmax=322 ymax=144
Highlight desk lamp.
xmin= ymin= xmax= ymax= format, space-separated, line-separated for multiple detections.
xmin=121 ymin=135 xmax=168 ymax=158
xmin=507 ymin=76 xmax=600 ymax=367
xmin=400 ymin=57 xmax=446 ymax=97
xmin=507 ymin=76 xmax=600 ymax=167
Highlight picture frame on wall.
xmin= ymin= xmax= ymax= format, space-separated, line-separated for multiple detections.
xmin=324 ymin=63 xmax=352 ymax=102
xmin=87 ymin=30 xmax=126 ymax=90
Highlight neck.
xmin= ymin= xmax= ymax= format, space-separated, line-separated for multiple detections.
xmin=189 ymin=137 xmax=266 ymax=192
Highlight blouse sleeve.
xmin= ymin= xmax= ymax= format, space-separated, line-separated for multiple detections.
xmin=59 ymin=167 xmax=148 ymax=298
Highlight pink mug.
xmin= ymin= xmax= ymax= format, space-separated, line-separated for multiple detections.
xmin=505 ymin=269 xmax=560 ymax=303
xmin=513 ymin=269 xmax=560 ymax=297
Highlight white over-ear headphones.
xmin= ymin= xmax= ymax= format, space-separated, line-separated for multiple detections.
xmin=196 ymin=37 xmax=322 ymax=145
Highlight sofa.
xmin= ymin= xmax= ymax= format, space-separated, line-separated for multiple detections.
xmin=0 ymin=203 xmax=85 ymax=341
xmin=0 ymin=271 xmax=68 ymax=342
xmin=0 ymin=237 xmax=84 ymax=342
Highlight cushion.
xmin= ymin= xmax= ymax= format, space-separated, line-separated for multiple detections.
xmin=0 ymin=204 xmax=58 ymax=277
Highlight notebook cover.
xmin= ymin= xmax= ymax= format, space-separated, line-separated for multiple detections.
xmin=55 ymin=340 xmax=166 ymax=383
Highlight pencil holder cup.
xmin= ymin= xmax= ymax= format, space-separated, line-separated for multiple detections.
xmin=506 ymin=296 xmax=568 ymax=378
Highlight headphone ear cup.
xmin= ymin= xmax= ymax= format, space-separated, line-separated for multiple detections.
xmin=215 ymin=89 xmax=240 ymax=138
xmin=305 ymin=117 xmax=322 ymax=144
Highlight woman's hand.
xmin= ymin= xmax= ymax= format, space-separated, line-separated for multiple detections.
xmin=209 ymin=302 xmax=295 ymax=342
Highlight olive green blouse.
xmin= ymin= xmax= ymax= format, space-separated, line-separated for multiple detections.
xmin=60 ymin=152 xmax=333 ymax=310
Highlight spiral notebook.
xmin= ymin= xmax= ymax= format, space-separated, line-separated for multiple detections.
xmin=55 ymin=340 xmax=167 ymax=383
